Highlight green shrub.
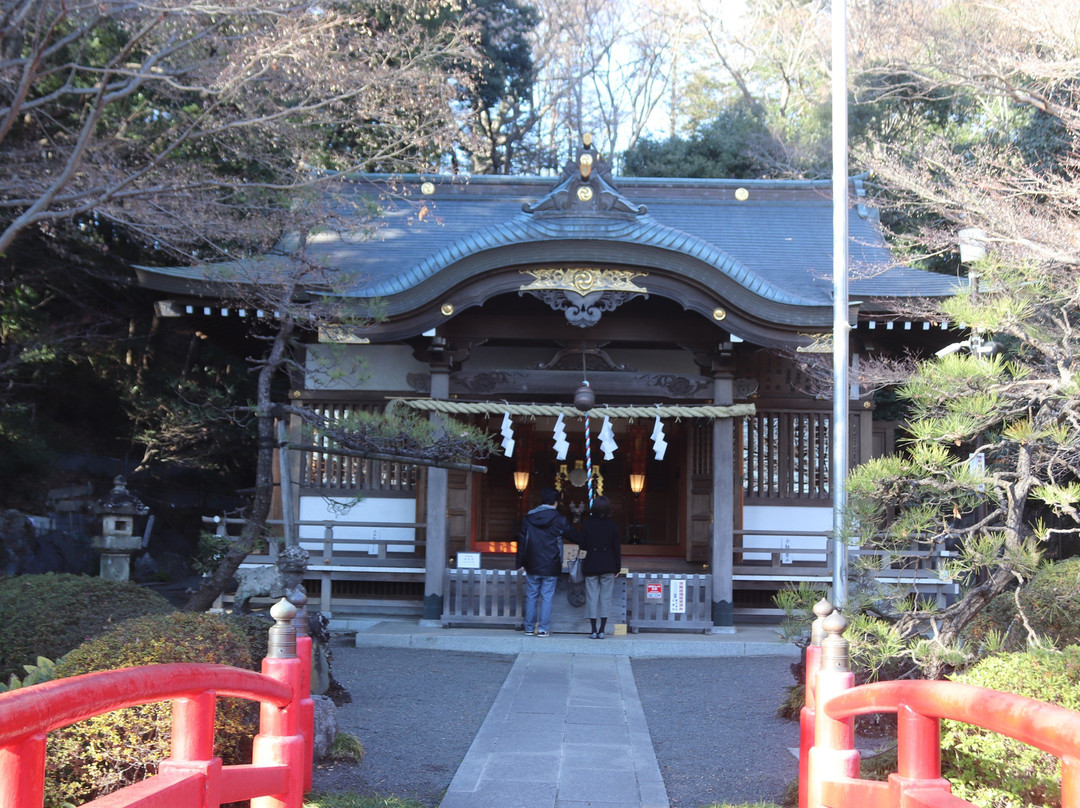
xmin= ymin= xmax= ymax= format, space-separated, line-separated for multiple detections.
xmin=0 ymin=573 xmax=175 ymax=680
xmin=229 ymin=611 xmax=272 ymax=668
xmin=44 ymin=612 xmax=259 ymax=807
xmin=941 ymin=646 xmax=1080 ymax=808
xmin=325 ymin=732 xmax=365 ymax=763
xmin=965 ymin=558 xmax=1080 ymax=653
xmin=0 ymin=655 xmax=61 ymax=691
xmin=860 ymin=745 xmax=898 ymax=782
xmin=776 ymin=682 xmax=805 ymax=720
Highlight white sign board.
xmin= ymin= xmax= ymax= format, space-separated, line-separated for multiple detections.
xmin=457 ymin=552 xmax=481 ymax=569
xmin=969 ymin=451 xmax=986 ymax=491
xmin=669 ymin=579 xmax=686 ymax=614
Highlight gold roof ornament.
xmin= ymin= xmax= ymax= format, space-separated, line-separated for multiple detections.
xmin=520 ymin=267 xmax=647 ymax=296
xmin=579 ymin=152 xmax=594 ymax=179
xmin=519 ymin=267 xmax=649 ymax=328
xmin=796 ymin=333 xmax=834 ymax=353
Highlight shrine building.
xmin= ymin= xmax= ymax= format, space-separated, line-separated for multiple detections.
xmin=137 ymin=141 xmax=963 ymax=630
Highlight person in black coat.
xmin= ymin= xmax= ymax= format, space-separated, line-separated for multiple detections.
xmin=577 ymin=495 xmax=621 ymax=639
xmin=516 ymin=486 xmax=577 ymax=637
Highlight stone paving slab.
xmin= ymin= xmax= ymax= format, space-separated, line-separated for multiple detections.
xmin=438 ymin=653 xmax=669 ymax=808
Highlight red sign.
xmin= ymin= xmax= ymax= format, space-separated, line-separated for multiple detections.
xmin=646 ymin=583 xmax=663 ymax=599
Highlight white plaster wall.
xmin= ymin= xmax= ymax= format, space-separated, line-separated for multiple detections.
xmin=305 ymin=344 xmax=427 ymax=391
xmin=742 ymin=505 xmax=831 ymax=563
xmin=299 ymin=496 xmax=417 ymax=555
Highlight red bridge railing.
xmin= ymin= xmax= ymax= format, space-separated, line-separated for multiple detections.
xmin=800 ymin=601 xmax=1080 ymax=808
xmin=0 ymin=595 xmax=315 ymax=808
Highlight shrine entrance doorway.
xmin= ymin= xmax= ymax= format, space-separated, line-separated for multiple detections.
xmin=463 ymin=417 xmax=692 ymax=563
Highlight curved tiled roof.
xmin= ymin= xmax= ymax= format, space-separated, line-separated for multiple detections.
xmin=353 ymin=209 xmax=821 ymax=306
xmin=136 ymin=171 xmax=962 ymax=320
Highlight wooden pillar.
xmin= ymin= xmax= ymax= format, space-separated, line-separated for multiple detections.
xmin=422 ymin=365 xmax=450 ymax=623
xmin=287 ymin=401 xmax=304 ymax=545
xmin=712 ymin=367 xmax=735 ymax=631
xmin=853 ymin=353 xmax=873 ymax=466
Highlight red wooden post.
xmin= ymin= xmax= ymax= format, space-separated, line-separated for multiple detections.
xmin=0 ymin=731 xmax=46 ymax=808
xmin=298 ymin=634 xmax=314 ymax=791
xmin=171 ymin=691 xmax=217 ymax=762
xmin=251 ymin=598 xmax=305 ymax=808
xmin=292 ymin=587 xmax=315 ymax=792
xmin=799 ymin=598 xmax=833 ymax=808
xmin=896 ymin=703 xmax=941 ymax=780
xmin=158 ymin=690 xmax=222 ymax=808
xmin=806 ymin=610 xmax=860 ymax=808
xmin=1063 ymin=756 xmax=1080 ymax=808
xmin=888 ymin=702 xmax=953 ymax=805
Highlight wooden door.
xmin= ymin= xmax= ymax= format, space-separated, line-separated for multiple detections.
xmin=686 ymin=421 xmax=712 ymax=562
xmin=447 ymin=469 xmax=472 ymax=558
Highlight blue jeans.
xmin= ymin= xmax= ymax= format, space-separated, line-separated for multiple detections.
xmin=524 ymin=574 xmax=558 ymax=633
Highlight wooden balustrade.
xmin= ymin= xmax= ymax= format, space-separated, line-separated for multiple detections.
xmin=203 ymin=515 xmax=959 ymax=617
xmin=0 ymin=598 xmax=311 ymax=808
xmin=801 ymin=603 xmax=1080 ymax=808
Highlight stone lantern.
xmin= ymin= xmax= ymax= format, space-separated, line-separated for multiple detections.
xmin=92 ymin=475 xmax=150 ymax=581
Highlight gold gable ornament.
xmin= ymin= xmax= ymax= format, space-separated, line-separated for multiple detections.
xmin=795 ymin=333 xmax=834 ymax=354
xmin=519 ymin=267 xmax=648 ymax=328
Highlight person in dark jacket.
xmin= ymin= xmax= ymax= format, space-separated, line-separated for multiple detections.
xmin=516 ymin=486 xmax=576 ymax=637
xmin=577 ymin=495 xmax=622 ymax=639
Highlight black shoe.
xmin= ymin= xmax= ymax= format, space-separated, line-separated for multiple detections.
xmin=597 ymin=631 xmax=605 ymax=639
xmin=590 ymin=631 xmax=598 ymax=639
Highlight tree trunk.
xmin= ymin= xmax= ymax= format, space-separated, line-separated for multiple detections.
xmin=184 ymin=313 xmax=294 ymax=612
xmin=182 ymin=410 xmax=276 ymax=612
xmin=897 ymin=446 xmax=1037 ymax=677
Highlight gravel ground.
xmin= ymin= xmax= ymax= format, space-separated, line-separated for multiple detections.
xmin=632 ymin=656 xmax=800 ymax=807
xmin=312 ymin=644 xmax=800 ymax=808
xmin=312 ymin=646 xmax=515 ymax=805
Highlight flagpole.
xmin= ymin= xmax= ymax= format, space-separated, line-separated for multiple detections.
xmin=831 ymin=0 xmax=850 ymax=607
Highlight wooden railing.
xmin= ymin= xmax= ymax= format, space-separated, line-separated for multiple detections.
xmin=203 ymin=516 xmax=426 ymax=614
xmin=442 ymin=569 xmax=526 ymax=627
xmin=734 ymin=529 xmax=959 ymax=607
xmin=0 ymin=597 xmax=313 ymax=808
xmin=801 ymin=602 xmax=1080 ymax=808
xmin=203 ymin=515 xmax=958 ymax=618
xmin=441 ymin=569 xmax=713 ymax=633
xmin=202 ymin=516 xmax=426 ymax=564
xmin=625 ymin=573 xmax=713 ymax=633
